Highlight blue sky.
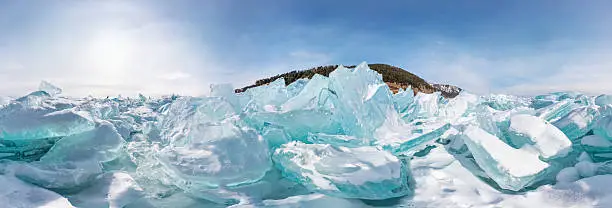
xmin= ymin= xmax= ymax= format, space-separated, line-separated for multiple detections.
xmin=1 ymin=0 xmax=612 ymax=96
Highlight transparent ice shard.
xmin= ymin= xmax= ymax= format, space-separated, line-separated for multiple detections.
xmin=273 ymin=141 xmax=411 ymax=199
xmin=388 ymin=123 xmax=451 ymax=155
xmin=0 ymin=105 xmax=95 ymax=161
xmin=482 ymin=94 xmax=529 ymax=111
xmin=593 ymin=116 xmax=612 ymax=140
xmin=13 ymin=122 xmax=124 ymax=190
xmin=157 ymin=122 xmax=271 ymax=187
xmin=245 ymin=78 xmax=289 ymax=109
xmin=261 ymin=125 xmax=291 ymax=149
xmin=404 ymin=92 xmax=442 ymax=121
xmin=210 ymin=83 xmax=244 ymax=113
xmin=40 ymin=121 xmax=124 ymax=163
xmin=286 ymin=78 xmax=309 ymax=97
xmin=437 ymin=92 xmax=479 ymax=122
xmin=39 ymin=81 xmax=62 ymax=96
xmin=373 ymin=108 xmax=450 ymax=154
xmin=535 ymin=100 xmax=577 ymax=122
xmin=154 ymin=96 xmax=272 ymax=204
xmin=392 ymin=87 xmax=414 ymax=113
xmin=595 ymin=94 xmax=612 ymax=107
xmin=0 ymin=108 xmax=95 ymax=141
xmin=326 ymin=63 xmax=396 ymax=138
xmin=280 ymin=74 xmax=331 ymax=112
xmin=552 ymin=106 xmax=600 ymax=141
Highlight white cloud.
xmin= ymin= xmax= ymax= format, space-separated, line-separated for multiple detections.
xmin=504 ymin=55 xmax=612 ymax=95
xmin=405 ymin=53 xmax=492 ymax=94
xmin=400 ymin=40 xmax=612 ymax=96
xmin=289 ymin=50 xmax=330 ymax=62
xmin=159 ymin=71 xmax=192 ymax=80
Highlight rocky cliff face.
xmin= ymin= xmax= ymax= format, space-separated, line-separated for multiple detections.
xmin=432 ymin=84 xmax=462 ymax=98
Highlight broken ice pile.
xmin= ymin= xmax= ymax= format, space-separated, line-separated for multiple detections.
xmin=273 ymin=141 xmax=411 ymax=199
xmin=1 ymin=63 xmax=612 ymax=207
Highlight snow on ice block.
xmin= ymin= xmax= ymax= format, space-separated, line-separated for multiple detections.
xmin=553 ymin=106 xmax=600 ymax=141
xmin=574 ymin=161 xmax=599 ymax=178
xmin=507 ymin=175 xmax=612 ymax=207
xmin=273 ymin=141 xmax=411 ymax=199
xmin=556 ymin=167 xmax=580 ymax=183
xmin=507 ymin=114 xmax=572 ymax=159
xmin=0 ymin=175 xmax=74 ymax=208
xmin=462 ymin=126 xmax=549 ymax=191
xmin=594 ymin=161 xmax=612 ymax=175
xmin=67 ymin=172 xmax=144 ymax=208
xmin=392 ymin=88 xmax=414 ymax=113
xmin=306 ymin=133 xmax=368 ymax=147
xmin=229 ymin=194 xmax=365 ymax=208
xmin=11 ymin=161 xmax=103 ymax=190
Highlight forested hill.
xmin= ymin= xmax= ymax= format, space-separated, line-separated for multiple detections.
xmin=236 ymin=64 xmax=461 ymax=98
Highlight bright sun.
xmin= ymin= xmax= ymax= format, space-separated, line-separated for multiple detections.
xmin=84 ymin=31 xmax=135 ymax=82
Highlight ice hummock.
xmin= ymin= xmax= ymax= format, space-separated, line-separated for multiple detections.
xmin=1 ymin=62 xmax=612 ymax=207
xmin=272 ymin=141 xmax=411 ymax=199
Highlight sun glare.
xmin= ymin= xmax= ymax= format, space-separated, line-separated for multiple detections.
xmin=87 ymin=32 xmax=133 ymax=69
xmin=80 ymin=32 xmax=136 ymax=85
